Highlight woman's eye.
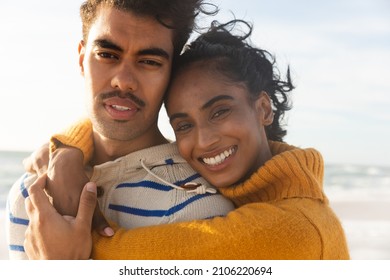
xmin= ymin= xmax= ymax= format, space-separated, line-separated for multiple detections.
xmin=212 ymin=108 xmax=230 ymax=119
xmin=175 ymin=123 xmax=193 ymax=133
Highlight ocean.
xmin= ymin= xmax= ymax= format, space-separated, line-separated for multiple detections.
xmin=1 ymin=150 xmax=389 ymax=207
xmin=324 ymin=164 xmax=390 ymax=202
xmin=1 ymin=150 xmax=390 ymax=259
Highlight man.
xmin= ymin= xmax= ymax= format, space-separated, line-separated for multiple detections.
xmin=6 ymin=0 xmax=234 ymax=260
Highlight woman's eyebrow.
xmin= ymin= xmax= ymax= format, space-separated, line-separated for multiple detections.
xmin=169 ymin=95 xmax=233 ymax=123
xmin=169 ymin=112 xmax=188 ymax=123
xmin=201 ymin=95 xmax=233 ymax=110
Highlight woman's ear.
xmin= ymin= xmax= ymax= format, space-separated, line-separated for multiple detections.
xmin=255 ymin=91 xmax=274 ymax=126
xmin=78 ymin=40 xmax=86 ymax=76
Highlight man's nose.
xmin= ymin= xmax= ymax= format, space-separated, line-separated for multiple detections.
xmin=111 ymin=62 xmax=138 ymax=92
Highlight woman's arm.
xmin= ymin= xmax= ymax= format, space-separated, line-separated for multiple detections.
xmin=24 ymin=175 xmax=349 ymax=260
xmin=91 ymin=199 xmax=349 ymax=260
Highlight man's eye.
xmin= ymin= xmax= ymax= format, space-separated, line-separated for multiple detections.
xmin=140 ymin=59 xmax=162 ymax=67
xmin=97 ymin=52 xmax=118 ymax=60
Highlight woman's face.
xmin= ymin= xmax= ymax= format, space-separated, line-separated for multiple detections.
xmin=166 ymin=62 xmax=273 ymax=188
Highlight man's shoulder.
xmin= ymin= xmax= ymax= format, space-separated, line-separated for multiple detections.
xmin=8 ymin=173 xmax=37 ymax=206
xmin=115 ymin=142 xmax=187 ymax=166
xmin=137 ymin=142 xmax=182 ymax=160
xmin=6 ymin=173 xmax=33 ymax=260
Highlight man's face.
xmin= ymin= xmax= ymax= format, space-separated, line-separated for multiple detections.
xmin=79 ymin=7 xmax=174 ymax=142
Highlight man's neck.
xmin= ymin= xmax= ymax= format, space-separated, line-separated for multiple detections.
xmin=91 ymin=129 xmax=169 ymax=165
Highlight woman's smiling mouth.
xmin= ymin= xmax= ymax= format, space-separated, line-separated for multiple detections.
xmin=200 ymin=146 xmax=237 ymax=166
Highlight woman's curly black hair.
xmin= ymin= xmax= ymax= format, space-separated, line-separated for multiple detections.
xmin=167 ymin=19 xmax=294 ymax=142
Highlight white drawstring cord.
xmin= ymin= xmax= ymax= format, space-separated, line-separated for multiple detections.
xmin=140 ymin=159 xmax=217 ymax=194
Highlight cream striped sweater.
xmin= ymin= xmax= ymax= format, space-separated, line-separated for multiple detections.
xmin=6 ymin=141 xmax=234 ymax=259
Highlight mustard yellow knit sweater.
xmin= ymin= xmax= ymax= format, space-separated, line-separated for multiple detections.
xmin=52 ymin=119 xmax=350 ymax=259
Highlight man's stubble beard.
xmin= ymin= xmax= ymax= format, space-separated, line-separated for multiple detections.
xmin=91 ymin=115 xmax=145 ymax=142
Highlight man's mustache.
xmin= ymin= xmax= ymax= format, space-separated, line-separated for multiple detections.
xmin=99 ymin=90 xmax=146 ymax=108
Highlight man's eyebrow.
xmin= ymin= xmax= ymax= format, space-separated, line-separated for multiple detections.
xmin=138 ymin=48 xmax=170 ymax=60
xmin=92 ymin=40 xmax=169 ymax=60
xmin=92 ymin=39 xmax=123 ymax=52
xmin=201 ymin=95 xmax=234 ymax=110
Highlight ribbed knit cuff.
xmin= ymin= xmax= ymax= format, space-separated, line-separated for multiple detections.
xmin=49 ymin=118 xmax=94 ymax=165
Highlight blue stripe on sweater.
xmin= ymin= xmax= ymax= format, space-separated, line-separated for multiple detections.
xmin=20 ymin=173 xmax=30 ymax=198
xmin=108 ymin=193 xmax=212 ymax=217
xmin=7 ymin=201 xmax=29 ymax=226
xmin=8 ymin=212 xmax=29 ymax=226
xmin=7 ymin=175 xmax=30 ymax=226
xmin=9 ymin=245 xmax=25 ymax=252
xmin=116 ymin=181 xmax=172 ymax=191
xmin=115 ymin=173 xmax=202 ymax=191
xmin=175 ymin=173 xmax=202 ymax=186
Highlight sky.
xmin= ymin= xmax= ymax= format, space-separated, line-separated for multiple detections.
xmin=0 ymin=0 xmax=389 ymax=167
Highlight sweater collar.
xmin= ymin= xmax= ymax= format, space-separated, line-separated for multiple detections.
xmin=218 ymin=141 xmax=327 ymax=206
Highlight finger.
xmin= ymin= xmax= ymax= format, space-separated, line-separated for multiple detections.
xmin=36 ymin=164 xmax=49 ymax=177
xmin=76 ymin=182 xmax=97 ymax=227
xmin=23 ymin=156 xmax=34 ymax=173
xmin=35 ymin=143 xmax=50 ymax=176
xmin=28 ymin=174 xmax=51 ymax=210
xmin=24 ymin=228 xmax=35 ymax=260
xmin=92 ymin=203 xmax=114 ymax=237
xmin=63 ymin=215 xmax=76 ymax=222
xmin=25 ymin=196 xmax=34 ymax=218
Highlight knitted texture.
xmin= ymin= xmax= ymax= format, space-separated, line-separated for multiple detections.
xmin=90 ymin=142 xmax=349 ymax=260
xmin=219 ymin=141 xmax=326 ymax=206
xmin=6 ymin=143 xmax=234 ymax=260
xmin=50 ymin=118 xmax=94 ymax=165
xmin=39 ymin=119 xmax=349 ymax=259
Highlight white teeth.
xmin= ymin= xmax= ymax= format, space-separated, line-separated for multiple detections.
xmin=203 ymin=147 xmax=234 ymax=166
xmin=112 ymin=105 xmax=130 ymax=111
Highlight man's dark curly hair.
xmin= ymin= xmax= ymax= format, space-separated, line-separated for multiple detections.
xmin=167 ymin=19 xmax=294 ymax=142
xmin=80 ymin=0 xmax=217 ymax=59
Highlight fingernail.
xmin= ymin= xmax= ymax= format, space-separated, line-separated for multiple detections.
xmin=104 ymin=227 xmax=115 ymax=237
xmin=86 ymin=182 xmax=97 ymax=193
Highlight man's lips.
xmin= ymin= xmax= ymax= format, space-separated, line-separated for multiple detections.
xmin=103 ymin=97 xmax=139 ymax=120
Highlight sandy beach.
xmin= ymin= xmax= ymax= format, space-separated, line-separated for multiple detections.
xmin=330 ymin=200 xmax=390 ymax=259
xmin=1 ymin=199 xmax=390 ymax=260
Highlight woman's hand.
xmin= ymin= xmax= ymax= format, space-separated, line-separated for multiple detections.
xmin=23 ymin=143 xmax=50 ymax=176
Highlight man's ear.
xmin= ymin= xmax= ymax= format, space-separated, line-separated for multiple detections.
xmin=255 ymin=91 xmax=274 ymax=126
xmin=78 ymin=40 xmax=86 ymax=76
